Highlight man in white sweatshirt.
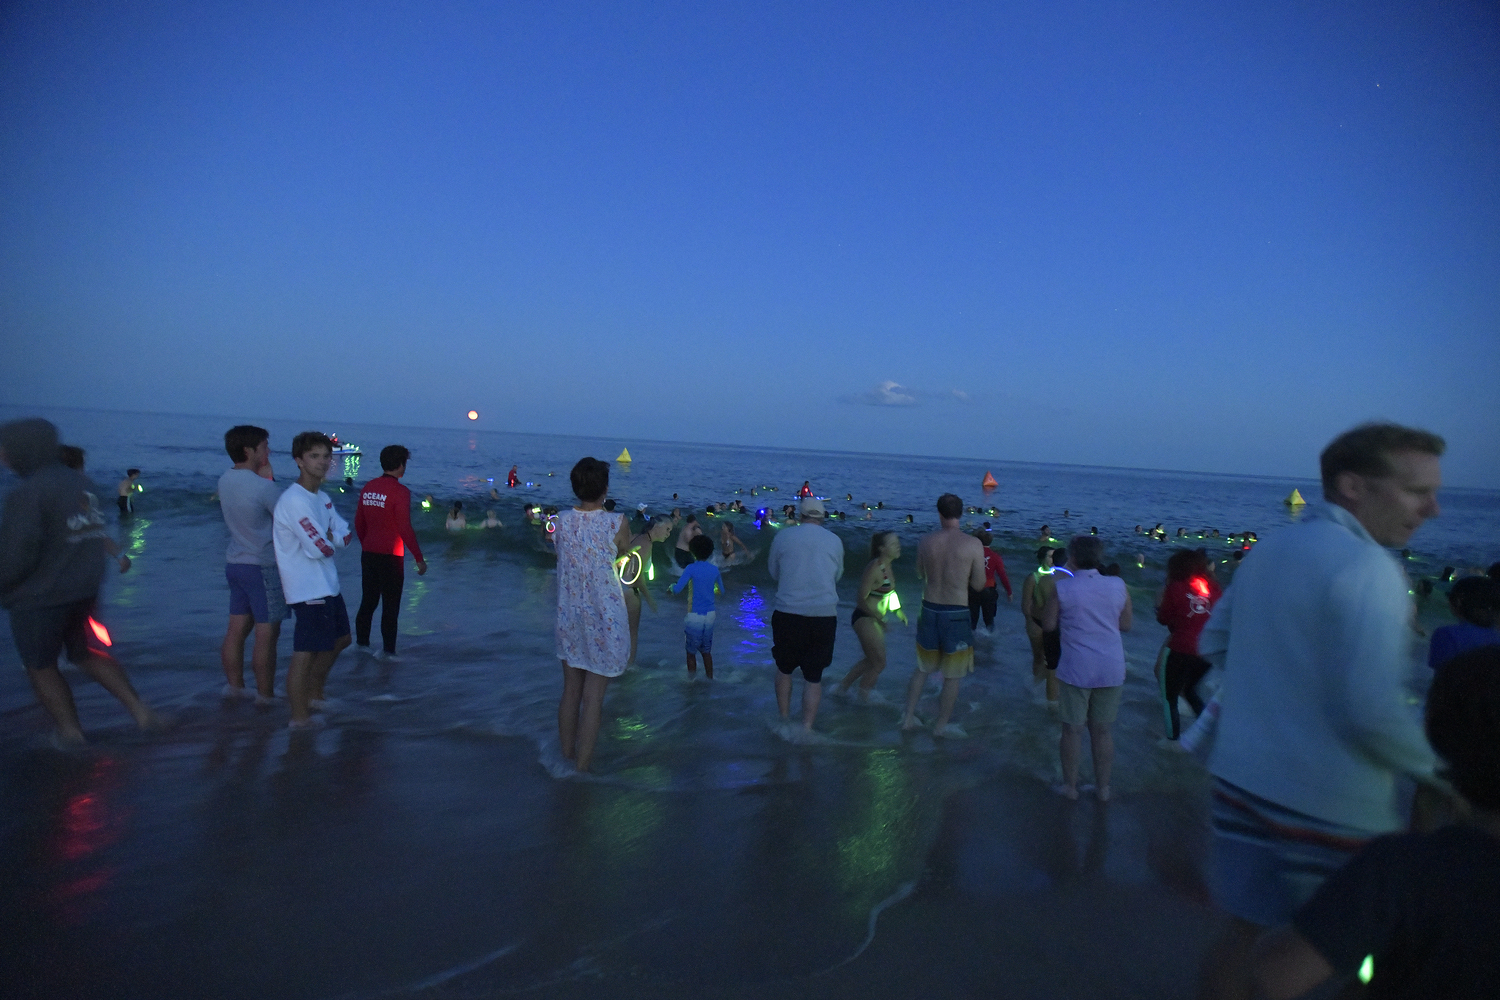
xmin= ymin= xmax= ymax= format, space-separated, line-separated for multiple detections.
xmin=274 ymin=431 xmax=352 ymax=728
xmin=1195 ymin=422 xmax=1446 ymax=1000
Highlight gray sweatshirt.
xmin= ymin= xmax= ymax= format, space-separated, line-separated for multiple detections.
xmin=0 ymin=419 xmax=111 ymax=609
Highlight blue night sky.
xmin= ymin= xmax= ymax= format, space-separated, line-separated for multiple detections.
xmin=3 ymin=2 xmax=1497 ymax=486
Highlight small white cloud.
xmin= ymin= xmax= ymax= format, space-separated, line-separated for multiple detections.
xmin=950 ymin=389 xmax=969 ymax=402
xmin=844 ymin=380 xmax=920 ymax=407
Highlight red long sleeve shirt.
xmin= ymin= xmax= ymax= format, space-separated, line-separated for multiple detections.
xmin=1155 ymin=575 xmax=1222 ymax=655
xmin=354 ymin=475 xmax=423 ymax=561
xmin=983 ymin=547 xmax=1012 ymax=598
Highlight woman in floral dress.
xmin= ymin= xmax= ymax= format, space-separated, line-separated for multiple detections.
xmin=554 ymin=457 xmax=631 ymax=772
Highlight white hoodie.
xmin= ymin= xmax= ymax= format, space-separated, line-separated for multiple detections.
xmin=273 ymin=482 xmax=349 ymax=604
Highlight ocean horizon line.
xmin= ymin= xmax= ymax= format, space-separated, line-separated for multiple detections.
xmin=6 ymin=401 xmax=1497 ymax=495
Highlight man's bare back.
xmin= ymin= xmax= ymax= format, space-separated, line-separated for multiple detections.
xmin=917 ymin=527 xmax=986 ymax=606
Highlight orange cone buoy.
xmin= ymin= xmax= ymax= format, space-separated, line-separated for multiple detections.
xmin=982 ymin=471 xmax=998 ymax=490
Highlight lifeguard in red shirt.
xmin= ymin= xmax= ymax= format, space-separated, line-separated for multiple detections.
xmin=968 ymin=530 xmax=1012 ymax=633
xmin=507 ymin=465 xmax=519 ymax=488
xmin=798 ymin=481 xmax=812 ymax=498
xmin=353 ymin=445 xmax=427 ymax=660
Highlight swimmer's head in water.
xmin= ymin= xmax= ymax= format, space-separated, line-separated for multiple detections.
xmin=689 ymin=534 xmax=714 ymax=561
xmin=569 ymin=457 xmax=609 ymax=503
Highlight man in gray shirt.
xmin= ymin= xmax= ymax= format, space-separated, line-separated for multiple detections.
xmin=766 ymin=497 xmax=845 ymax=737
xmin=218 ymin=425 xmax=288 ymax=703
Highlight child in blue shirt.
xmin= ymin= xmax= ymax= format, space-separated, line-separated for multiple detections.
xmin=670 ymin=534 xmax=724 ymax=679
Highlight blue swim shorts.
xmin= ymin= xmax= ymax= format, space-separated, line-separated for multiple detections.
xmin=290 ymin=594 xmax=351 ymax=653
xmin=684 ymin=611 xmax=715 ymax=655
xmin=226 ymin=564 xmax=290 ymax=625
xmin=915 ymin=601 xmax=974 ymax=678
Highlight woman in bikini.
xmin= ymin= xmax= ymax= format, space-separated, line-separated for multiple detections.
xmin=835 ymin=531 xmax=907 ymax=703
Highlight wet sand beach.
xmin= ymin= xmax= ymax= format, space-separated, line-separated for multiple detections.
xmin=2 ymin=709 xmax=1219 ymax=1000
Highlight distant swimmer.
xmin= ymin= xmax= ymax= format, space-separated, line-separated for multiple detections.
xmin=905 ymin=514 xmax=914 ymax=524
xmin=446 ymin=502 xmax=466 ymax=532
xmin=118 ymin=468 xmax=141 ymax=514
xmin=902 ymin=494 xmax=986 ymax=738
xmin=674 ymin=514 xmax=703 ymax=569
xmin=799 ymin=481 xmax=813 ymax=498
xmin=482 ymin=510 xmax=502 ymax=528
xmin=506 ymin=465 xmax=518 ymax=488
xmin=835 ymin=531 xmax=906 ymax=704
xmin=490 ymin=487 xmax=500 ymax=500
xmin=846 ymin=493 xmax=852 ymax=501
xmin=1038 ymin=523 xmax=1051 ymax=542
xmin=1090 ymin=526 xmax=1098 ymax=535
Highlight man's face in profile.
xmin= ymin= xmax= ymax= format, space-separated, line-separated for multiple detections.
xmin=1337 ymin=450 xmax=1442 ymax=548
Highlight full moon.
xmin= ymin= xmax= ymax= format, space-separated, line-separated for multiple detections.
xmin=467 ymin=410 xmax=479 ymax=421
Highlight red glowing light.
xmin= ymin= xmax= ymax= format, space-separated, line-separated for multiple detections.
xmin=1189 ymin=577 xmax=1210 ymax=597
xmin=88 ymin=617 xmax=112 ymax=647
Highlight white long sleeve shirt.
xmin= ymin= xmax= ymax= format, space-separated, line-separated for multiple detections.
xmin=1199 ymin=503 xmax=1437 ymax=833
xmin=273 ymin=483 xmax=349 ymax=604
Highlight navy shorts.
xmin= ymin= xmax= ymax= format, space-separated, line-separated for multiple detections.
xmin=10 ymin=598 xmax=100 ymax=671
xmin=226 ymin=564 xmax=290 ymax=625
xmin=290 ymin=594 xmax=351 ymax=653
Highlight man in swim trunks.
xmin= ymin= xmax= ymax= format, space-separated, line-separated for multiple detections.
xmin=673 ymin=514 xmax=702 ymax=569
xmin=218 ymin=425 xmax=290 ymax=701
xmin=901 ymin=493 xmax=986 ymax=737
xmin=117 ymin=468 xmax=140 ymax=514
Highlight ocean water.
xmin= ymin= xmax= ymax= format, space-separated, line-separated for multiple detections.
xmin=2 ymin=405 xmax=1496 ymax=999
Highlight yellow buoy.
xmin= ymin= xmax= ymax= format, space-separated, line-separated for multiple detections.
xmin=616 ymin=448 xmax=632 ymax=464
xmin=1284 ymin=488 xmax=1307 ymax=506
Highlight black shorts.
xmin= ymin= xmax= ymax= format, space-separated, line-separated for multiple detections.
xmin=9 ymin=598 xmax=100 ymax=671
xmin=771 ymin=611 xmax=837 ymax=683
xmin=1042 ymin=628 xmax=1061 ymax=671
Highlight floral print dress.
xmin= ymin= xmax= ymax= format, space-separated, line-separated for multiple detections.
xmin=554 ymin=507 xmax=630 ymax=677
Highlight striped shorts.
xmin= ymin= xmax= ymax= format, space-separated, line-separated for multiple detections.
xmin=1209 ymin=778 xmax=1374 ymax=927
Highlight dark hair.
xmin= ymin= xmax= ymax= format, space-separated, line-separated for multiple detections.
xmin=1319 ymin=422 xmax=1445 ymax=499
xmin=685 ymin=514 xmax=697 ymax=524
xmin=126 ymin=468 xmax=141 ymax=477
xmin=1490 ymin=562 xmax=1500 ymax=581
xmin=57 ymin=445 xmax=85 ymax=470
xmin=379 ymin=444 xmax=410 ymax=472
xmin=1425 ymin=646 xmax=1500 ymax=810
xmin=870 ymin=531 xmax=896 ymax=559
xmin=451 ymin=501 xmax=463 ymax=512
xmin=1052 ymin=546 xmax=1068 ymax=564
xmin=1100 ymin=563 xmax=1121 ymax=577
xmin=936 ymin=494 xmax=963 ymax=520
xmin=1448 ymin=576 xmax=1500 ymax=628
xmin=1067 ymin=535 xmax=1105 ymax=570
xmin=569 ymin=457 xmax=610 ymax=502
xmin=291 ymin=431 xmax=332 ymax=459
xmin=689 ymin=534 xmax=714 ymax=560
xmin=977 ymin=530 xmax=993 ymax=546
xmin=603 ymin=498 xmax=616 ymax=512
xmin=1036 ymin=546 xmax=1053 ymax=563
xmin=1166 ymin=548 xmax=1211 ymax=582
xmin=224 ymin=425 xmax=269 ymax=464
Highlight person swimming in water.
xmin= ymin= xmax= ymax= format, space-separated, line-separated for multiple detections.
xmin=445 ymin=502 xmax=466 ymax=531
xmin=482 ymin=510 xmax=502 ymax=528
xmin=719 ymin=522 xmax=749 ymax=564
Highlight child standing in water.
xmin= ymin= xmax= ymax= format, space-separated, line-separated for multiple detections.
xmin=670 ymin=534 xmax=723 ymax=679
xmin=553 ymin=457 xmax=631 ymax=772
